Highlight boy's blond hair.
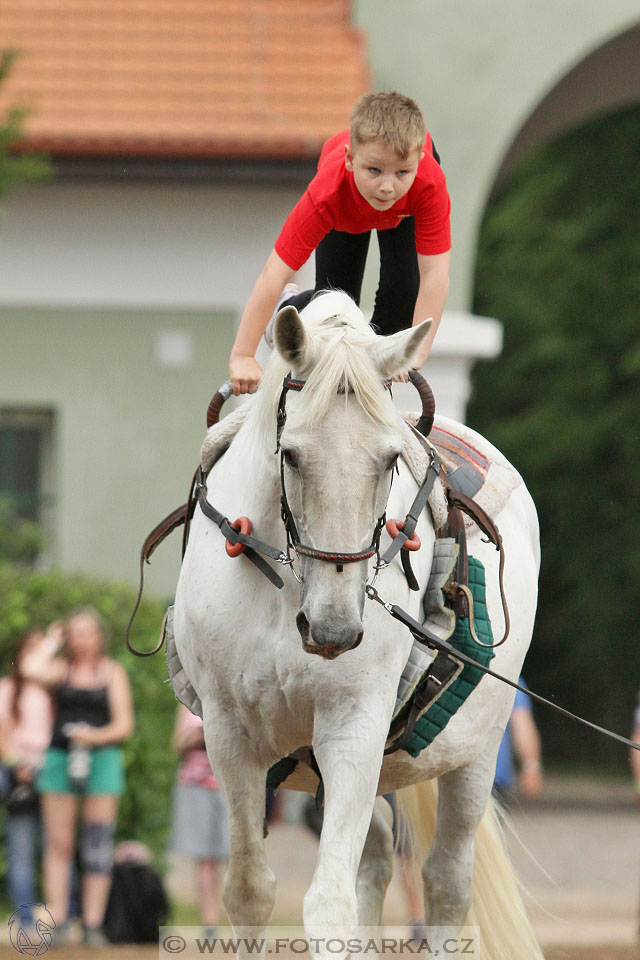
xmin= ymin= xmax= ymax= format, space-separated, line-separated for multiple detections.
xmin=350 ymin=91 xmax=426 ymax=160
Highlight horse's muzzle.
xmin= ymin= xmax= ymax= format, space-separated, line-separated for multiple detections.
xmin=296 ymin=611 xmax=364 ymax=659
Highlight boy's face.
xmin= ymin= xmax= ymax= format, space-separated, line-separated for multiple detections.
xmin=345 ymin=140 xmax=424 ymax=211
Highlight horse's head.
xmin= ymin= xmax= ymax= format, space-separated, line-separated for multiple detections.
xmin=268 ymin=291 xmax=431 ymax=660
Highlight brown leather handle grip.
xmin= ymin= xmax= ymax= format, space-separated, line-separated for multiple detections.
xmin=206 ymin=374 xmax=434 ymax=433
xmin=206 ymin=379 xmax=234 ymax=428
xmin=408 ymin=369 xmax=435 ymax=437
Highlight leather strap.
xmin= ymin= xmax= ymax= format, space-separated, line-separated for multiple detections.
xmin=378 ymin=449 xmax=441 ymax=573
xmin=442 ymin=505 xmax=468 ymax=617
xmin=126 ymin=467 xmax=200 ymax=657
xmin=367 ymin=588 xmax=640 ymax=753
xmin=385 ymin=651 xmax=462 ymax=754
xmin=195 ymin=472 xmax=286 ymax=589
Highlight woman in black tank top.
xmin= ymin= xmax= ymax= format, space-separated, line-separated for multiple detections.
xmin=20 ymin=607 xmax=134 ymax=947
xmin=50 ymin=669 xmax=112 ymax=750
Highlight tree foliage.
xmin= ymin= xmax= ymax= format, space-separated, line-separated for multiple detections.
xmin=0 ymin=496 xmax=42 ymax=566
xmin=0 ymin=49 xmax=51 ymax=199
xmin=468 ymin=106 xmax=640 ymax=767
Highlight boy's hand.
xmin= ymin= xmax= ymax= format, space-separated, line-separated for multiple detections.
xmin=229 ymin=354 xmax=263 ymax=395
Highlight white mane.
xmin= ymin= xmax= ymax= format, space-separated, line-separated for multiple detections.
xmin=249 ymin=291 xmax=398 ymax=450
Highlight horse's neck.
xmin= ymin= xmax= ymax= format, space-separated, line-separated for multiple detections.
xmin=226 ymin=420 xmax=282 ymax=524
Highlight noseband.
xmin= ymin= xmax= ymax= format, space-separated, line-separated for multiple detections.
xmin=276 ymin=376 xmax=388 ymax=574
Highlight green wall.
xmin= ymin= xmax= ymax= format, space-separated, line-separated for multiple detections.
xmin=0 ymin=306 xmax=235 ymax=595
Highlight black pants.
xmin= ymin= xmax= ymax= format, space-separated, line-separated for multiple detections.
xmin=284 ymin=215 xmax=420 ymax=336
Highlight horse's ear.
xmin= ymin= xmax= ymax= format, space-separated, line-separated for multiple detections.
xmin=274 ymin=305 xmax=310 ymax=367
xmin=371 ymin=319 xmax=432 ymax=378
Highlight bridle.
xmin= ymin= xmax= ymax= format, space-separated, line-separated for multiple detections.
xmin=276 ymin=376 xmax=389 ymax=577
xmin=191 ymin=370 xmax=436 ymax=591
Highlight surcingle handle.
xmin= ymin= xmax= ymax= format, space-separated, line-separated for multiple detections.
xmin=408 ymin=369 xmax=435 ymax=437
xmin=206 ymin=379 xmax=234 ymax=428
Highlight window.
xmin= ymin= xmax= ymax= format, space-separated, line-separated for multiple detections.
xmin=0 ymin=409 xmax=55 ymax=526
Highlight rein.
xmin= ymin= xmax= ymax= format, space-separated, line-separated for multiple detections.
xmin=365 ymin=583 xmax=640 ymax=753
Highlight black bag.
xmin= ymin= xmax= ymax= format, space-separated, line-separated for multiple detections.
xmin=103 ymin=862 xmax=169 ymax=943
xmin=6 ymin=781 xmax=39 ymax=814
xmin=0 ymin=766 xmax=39 ymax=815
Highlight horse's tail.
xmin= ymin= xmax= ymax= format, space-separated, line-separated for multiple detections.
xmin=398 ymin=780 xmax=544 ymax=960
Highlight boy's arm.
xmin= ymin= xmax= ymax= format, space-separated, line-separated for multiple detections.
xmin=230 ymin=249 xmax=296 ymax=395
xmin=410 ymin=251 xmax=450 ymax=368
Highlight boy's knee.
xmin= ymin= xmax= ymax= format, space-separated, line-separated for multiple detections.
xmin=81 ymin=821 xmax=115 ymax=874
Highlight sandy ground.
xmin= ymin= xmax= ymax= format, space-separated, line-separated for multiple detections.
xmin=0 ymin=946 xmax=634 ymax=960
xmin=259 ymin=775 xmax=640 ymax=951
xmin=0 ymin=776 xmax=637 ymax=959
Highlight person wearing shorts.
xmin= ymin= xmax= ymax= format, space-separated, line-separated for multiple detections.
xmin=21 ymin=610 xmax=134 ymax=948
xmin=170 ymin=704 xmax=229 ymax=935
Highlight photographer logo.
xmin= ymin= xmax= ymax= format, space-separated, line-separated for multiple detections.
xmin=8 ymin=905 xmax=55 ymax=956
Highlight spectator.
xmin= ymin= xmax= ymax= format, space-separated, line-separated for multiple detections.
xmin=0 ymin=628 xmax=54 ymax=931
xmin=20 ymin=607 xmax=134 ymax=948
xmin=169 ymin=704 xmax=229 ymax=937
xmin=493 ymin=679 xmax=543 ymax=804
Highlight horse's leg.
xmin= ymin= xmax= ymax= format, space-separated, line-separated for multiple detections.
xmin=356 ymin=795 xmax=395 ymax=926
xmin=421 ymin=752 xmax=496 ymax=945
xmin=201 ymin=708 xmax=275 ymax=946
xmin=303 ymin=721 xmax=387 ymax=942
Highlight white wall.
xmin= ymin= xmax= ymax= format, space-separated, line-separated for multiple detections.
xmin=0 ymin=181 xmax=314 ymax=310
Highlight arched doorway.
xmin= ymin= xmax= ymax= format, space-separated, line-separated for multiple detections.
xmin=493 ymin=22 xmax=640 ymax=192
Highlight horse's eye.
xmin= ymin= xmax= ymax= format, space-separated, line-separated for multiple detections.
xmin=283 ymin=449 xmax=299 ymax=470
xmin=387 ymin=453 xmax=400 ymax=472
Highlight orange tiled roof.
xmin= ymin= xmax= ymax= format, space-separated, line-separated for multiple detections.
xmin=0 ymin=0 xmax=369 ymax=160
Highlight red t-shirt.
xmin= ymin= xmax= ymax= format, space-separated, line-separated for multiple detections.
xmin=275 ymin=130 xmax=451 ymax=271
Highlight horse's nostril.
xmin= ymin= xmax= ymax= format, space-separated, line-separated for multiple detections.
xmin=296 ymin=611 xmax=310 ymax=639
xmin=353 ymin=631 xmax=364 ymax=649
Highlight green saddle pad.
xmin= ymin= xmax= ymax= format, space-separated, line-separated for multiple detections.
xmin=401 ymin=555 xmax=495 ymax=757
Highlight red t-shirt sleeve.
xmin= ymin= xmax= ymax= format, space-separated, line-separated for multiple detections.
xmin=274 ymin=182 xmax=334 ymax=271
xmin=411 ymin=167 xmax=451 ymax=256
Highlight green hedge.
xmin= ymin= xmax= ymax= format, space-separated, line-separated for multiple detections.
xmin=0 ymin=565 xmax=179 ymax=861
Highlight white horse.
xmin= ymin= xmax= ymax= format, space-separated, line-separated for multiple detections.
xmin=173 ymin=291 xmax=542 ymax=959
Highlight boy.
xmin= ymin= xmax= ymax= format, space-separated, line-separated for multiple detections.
xmin=229 ymin=91 xmax=451 ymax=395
